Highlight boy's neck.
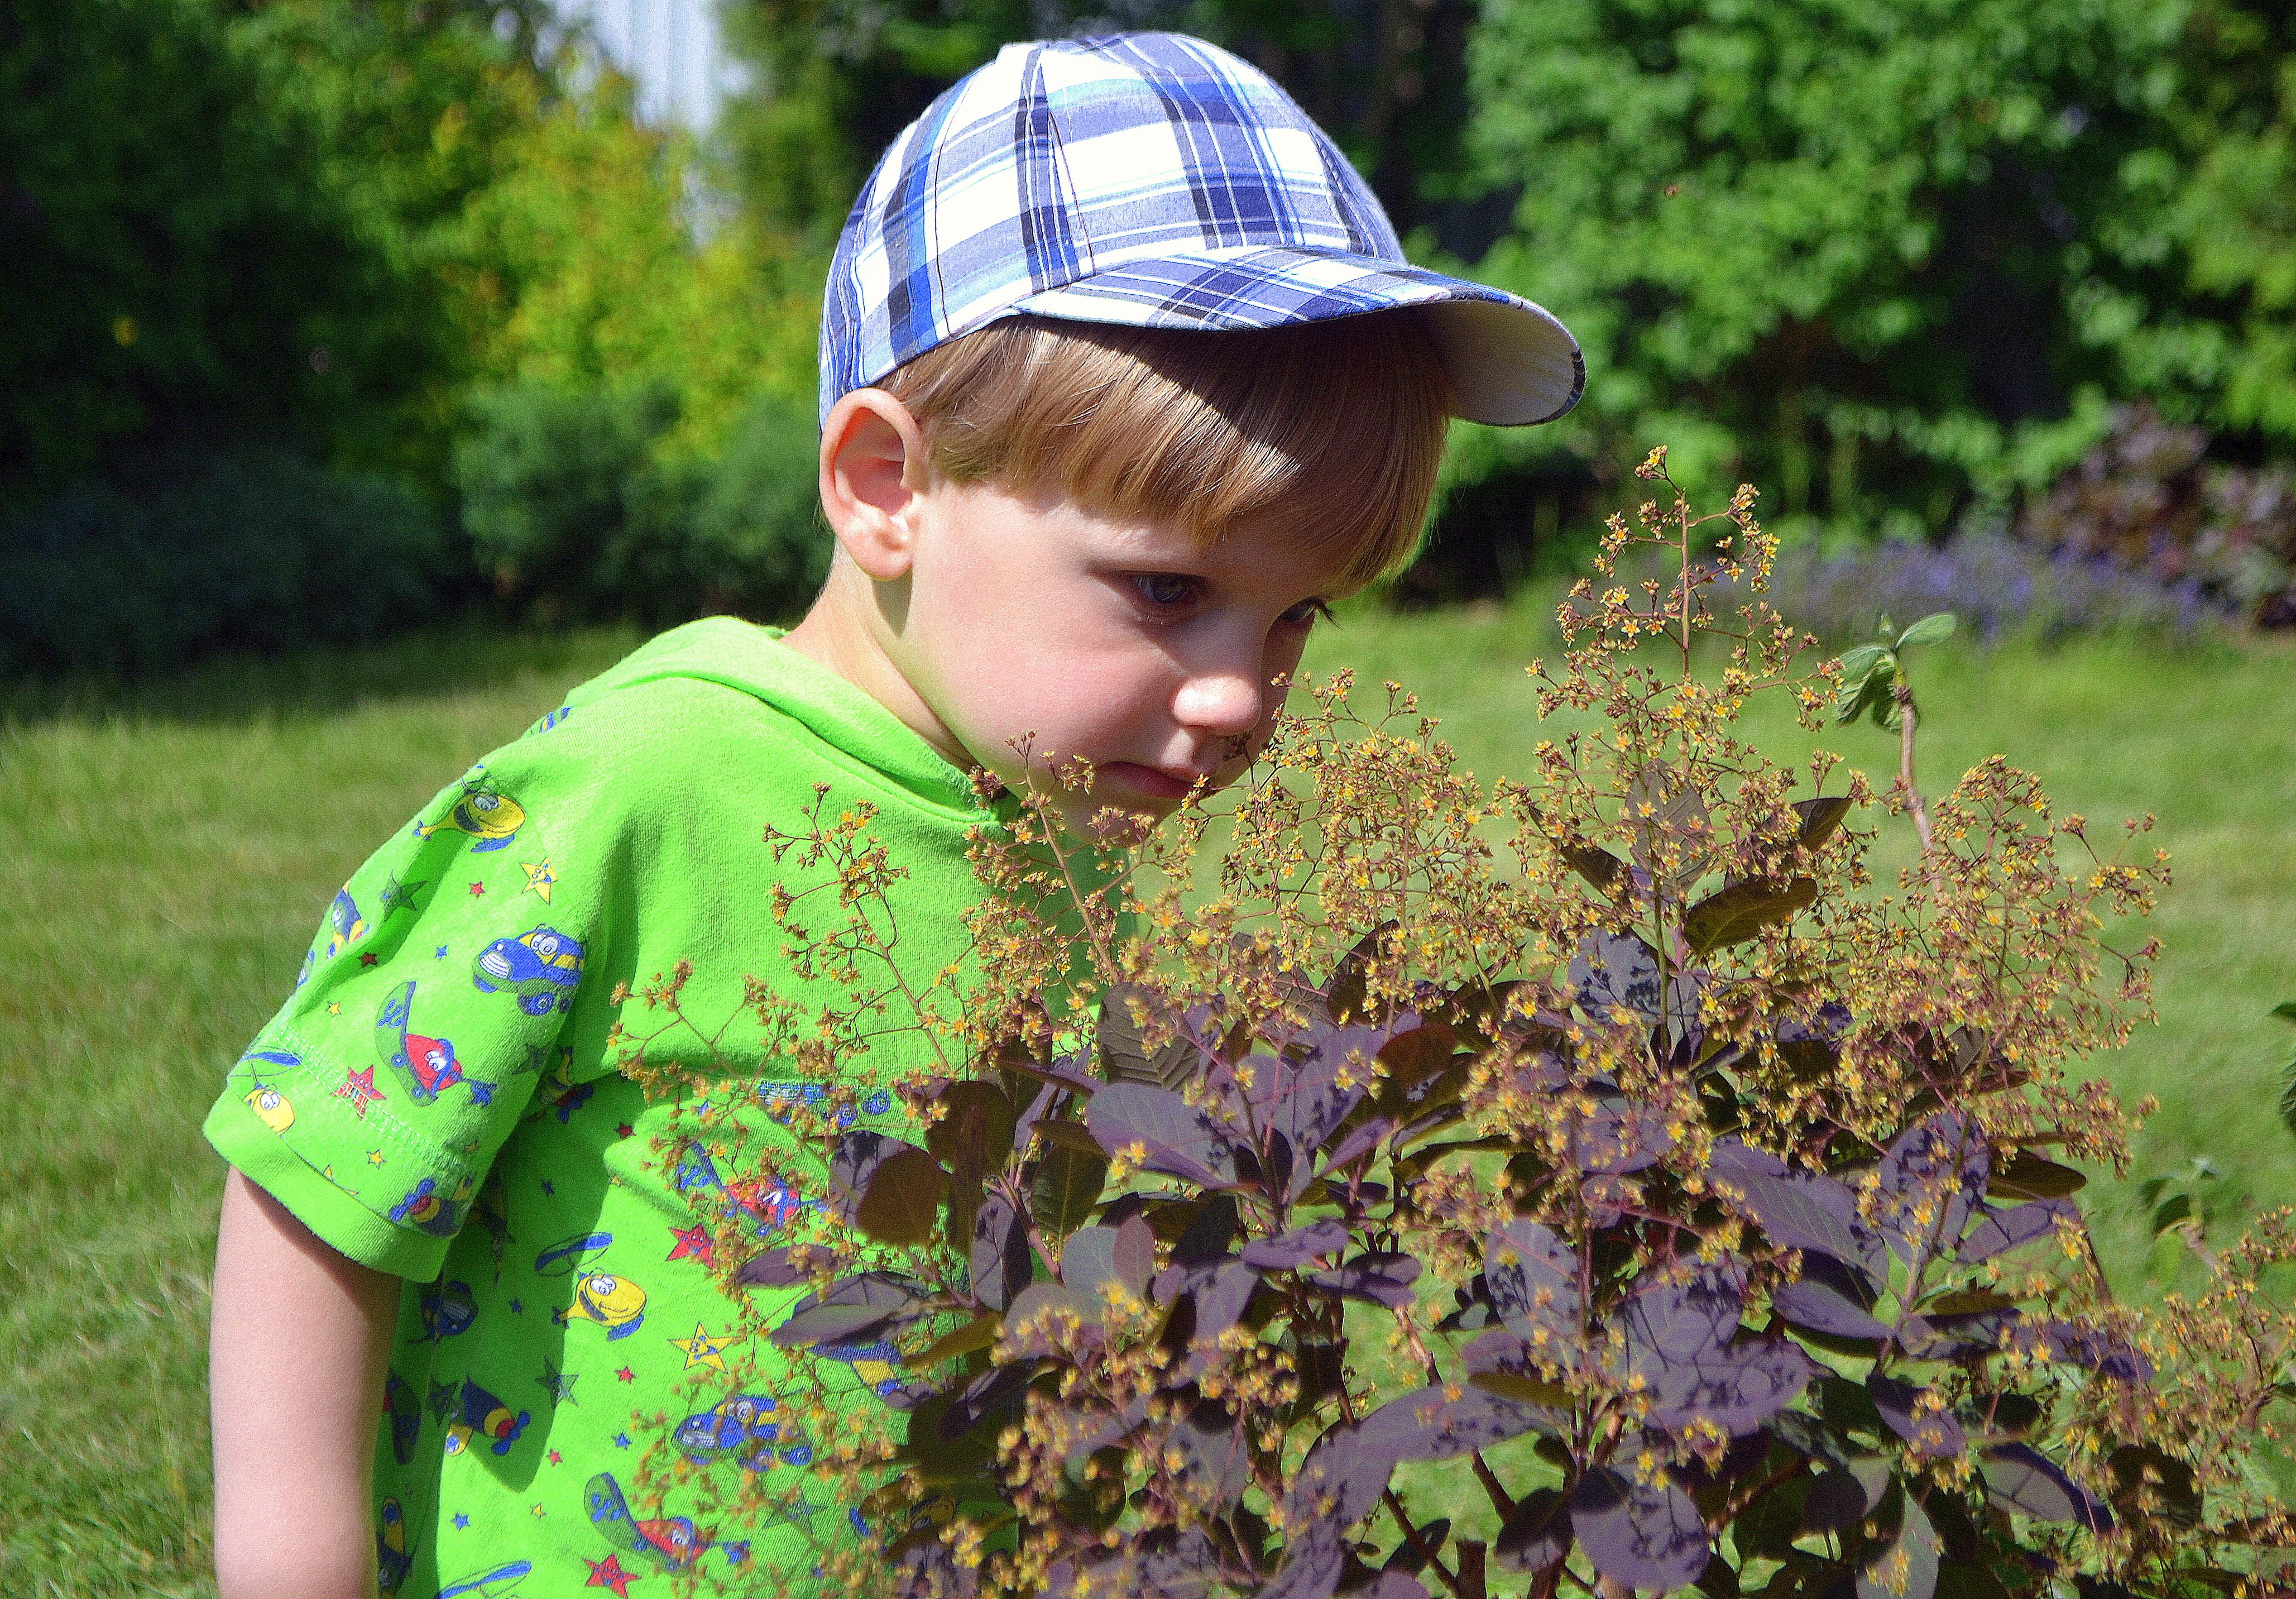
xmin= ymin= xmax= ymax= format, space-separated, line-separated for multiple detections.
xmin=782 ymin=564 xmax=974 ymax=775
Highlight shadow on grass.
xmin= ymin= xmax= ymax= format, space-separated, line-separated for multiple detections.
xmin=0 ymin=621 xmax=650 ymax=729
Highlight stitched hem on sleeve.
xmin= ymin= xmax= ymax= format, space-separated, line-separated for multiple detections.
xmin=203 ymin=1095 xmax=451 ymax=1281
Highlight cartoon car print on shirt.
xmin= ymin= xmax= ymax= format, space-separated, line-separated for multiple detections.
xmin=674 ymin=1395 xmax=811 ymax=1472
xmin=470 ymin=926 xmax=584 ymax=1016
xmin=586 ymin=1472 xmax=710 ymax=1571
xmin=556 ymin=1270 xmax=646 ymax=1338
xmin=817 ymin=1337 xmax=905 ymax=1397
xmin=413 ymin=782 xmax=525 ymax=853
xmin=322 ymin=889 xmax=367 ymax=959
xmin=375 ymin=981 xmax=493 ymax=1107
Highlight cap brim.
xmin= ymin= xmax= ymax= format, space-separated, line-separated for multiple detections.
xmin=1004 ymin=245 xmax=1584 ymax=427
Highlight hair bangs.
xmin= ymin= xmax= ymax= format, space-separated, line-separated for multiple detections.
xmin=879 ymin=313 xmax=1454 ymax=594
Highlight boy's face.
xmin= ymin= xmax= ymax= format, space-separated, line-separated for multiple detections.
xmin=893 ymin=476 xmax=1340 ymax=830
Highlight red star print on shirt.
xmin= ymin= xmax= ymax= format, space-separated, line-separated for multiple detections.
xmin=615 ymin=1366 xmax=635 ymax=1382
xmin=334 ymin=1067 xmax=384 ymax=1119
xmin=468 ymin=880 xmax=486 ymax=898
xmin=358 ymin=951 xmax=379 ymax=967
xmin=665 ymin=1224 xmax=716 ymax=1268
xmin=584 ymin=1554 xmax=639 ymax=1596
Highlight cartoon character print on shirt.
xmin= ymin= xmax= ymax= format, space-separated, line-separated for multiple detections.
xmin=443 ymin=1377 xmax=529 ymax=1457
xmin=375 ymin=980 xmax=494 ymax=1109
xmin=470 ymin=925 xmax=584 ymax=1016
xmin=237 ymin=1050 xmax=301 ymax=1132
xmin=322 ymin=889 xmax=368 ymax=959
xmin=389 ymin=1171 xmax=476 ymax=1237
xmin=415 ymin=1278 xmax=477 ymax=1344
xmin=434 ymin=1562 xmax=532 ymax=1598
xmin=586 ymin=1472 xmax=712 ymax=1572
xmin=470 ymin=1170 xmax=511 ymax=1285
xmin=384 ymin=1369 xmax=423 ymax=1464
xmin=557 ymin=1269 xmax=647 ymax=1339
xmin=413 ymin=777 xmax=525 ymax=853
xmin=376 ymin=1497 xmax=414 ymax=1597
xmin=523 ymin=1050 xmax=592 ymax=1124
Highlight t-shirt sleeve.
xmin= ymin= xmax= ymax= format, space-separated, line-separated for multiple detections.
xmin=204 ymin=739 xmax=607 ymax=1280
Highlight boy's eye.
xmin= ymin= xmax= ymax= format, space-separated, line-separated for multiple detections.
xmin=1129 ymin=573 xmax=1200 ymax=609
xmin=1281 ymin=597 xmax=1335 ymax=627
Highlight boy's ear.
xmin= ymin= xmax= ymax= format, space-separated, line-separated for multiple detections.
xmin=819 ymin=389 xmax=931 ymax=581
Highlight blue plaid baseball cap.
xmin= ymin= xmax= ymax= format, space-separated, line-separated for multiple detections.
xmin=819 ymin=32 xmax=1584 ymax=428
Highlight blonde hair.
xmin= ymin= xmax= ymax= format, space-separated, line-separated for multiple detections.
xmin=876 ymin=312 xmax=1454 ymax=594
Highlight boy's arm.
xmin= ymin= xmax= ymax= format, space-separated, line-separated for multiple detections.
xmin=210 ymin=1169 xmax=401 ymax=1599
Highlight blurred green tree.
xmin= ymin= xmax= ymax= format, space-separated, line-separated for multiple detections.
xmin=1460 ymin=0 xmax=2294 ymax=536
xmin=0 ymin=0 xmax=563 ymax=502
xmin=715 ymin=0 xmax=1489 ymax=251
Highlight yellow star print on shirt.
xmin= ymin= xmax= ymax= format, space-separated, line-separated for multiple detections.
xmin=669 ymin=1323 xmax=732 ymax=1372
xmin=520 ymin=859 xmax=555 ymax=901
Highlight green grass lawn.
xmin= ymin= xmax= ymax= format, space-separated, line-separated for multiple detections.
xmin=3 ymin=605 xmax=2290 ymax=1594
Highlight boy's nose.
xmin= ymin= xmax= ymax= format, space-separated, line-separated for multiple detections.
xmin=1172 ymin=666 xmax=1266 ymax=738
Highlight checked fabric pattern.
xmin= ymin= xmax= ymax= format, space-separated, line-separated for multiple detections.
xmin=818 ymin=31 xmax=1584 ymax=427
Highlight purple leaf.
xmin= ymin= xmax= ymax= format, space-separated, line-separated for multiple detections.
xmin=1856 ymin=1489 xmax=1940 ymax=1599
xmin=970 ymin=1193 xmax=1030 ymax=1311
xmin=1571 ymin=1467 xmax=1713 ymax=1592
xmin=1257 ymin=1523 xmax=1348 ymax=1599
xmin=1802 ymin=1466 xmax=1883 ymax=1534
xmin=1484 ymin=1219 xmax=1581 ymax=1344
xmin=1641 ymin=1337 xmax=1815 ymax=1435
xmin=1251 ymin=1025 xmax=1384 ymax=1153
xmin=1306 ymin=1252 xmax=1422 ymax=1308
xmin=1958 ymin=1198 xmax=2078 ymax=1262
xmin=1623 ymin=1265 xmax=1744 ymax=1368
xmin=829 ymin=1130 xmax=932 ymax=1222
xmin=1981 ymin=1443 xmax=2113 ymax=1531
xmin=999 ymin=1281 xmax=1098 ymax=1358
xmin=1171 ymin=1404 xmax=1252 ymax=1512
xmin=770 ymin=1270 xmax=927 ymax=1348
xmin=1868 ymin=1376 xmax=1966 ymax=1459
xmin=1896 ymin=1303 xmax=2022 ymax=1362
xmin=734 ymin=1246 xmax=809 ymax=1288
xmin=1359 ymin=1383 xmax=1553 ymax=1463
xmin=2027 ymin=1322 xmax=2155 ymax=1383
xmin=1060 ymin=1224 xmax=1120 ymax=1300
xmin=1319 ymin=1115 xmax=1393 ymax=1175
xmin=1875 ymin=1113 xmax=1991 ymax=1265
xmin=1186 ymin=1260 xmax=1262 ymax=1346
xmin=1571 ymin=1100 xmax=1675 ymax=1175
xmin=1494 ymin=1487 xmax=1573 ymax=1573
xmin=1772 ymin=1253 xmax=1894 ymax=1343
xmin=1287 ymin=1426 xmax=1397 ymax=1530
xmin=1087 ymin=1083 xmax=1244 ymax=1188
xmin=1569 ymin=931 xmax=1699 ymax=1033
xmin=1242 ymin=1218 xmax=1351 ymax=1271
xmin=1710 ymin=1141 xmax=1889 ymax=1281
xmin=1362 ymin=1574 xmax=1430 ymax=1599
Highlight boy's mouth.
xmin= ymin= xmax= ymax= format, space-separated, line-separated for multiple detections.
xmin=1094 ymin=762 xmax=1216 ymax=802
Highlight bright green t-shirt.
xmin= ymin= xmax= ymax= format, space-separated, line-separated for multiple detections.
xmin=204 ymin=619 xmax=998 ymax=1597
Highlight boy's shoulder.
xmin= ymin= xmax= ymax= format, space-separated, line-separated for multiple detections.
xmin=476 ymin=617 xmax=984 ymax=847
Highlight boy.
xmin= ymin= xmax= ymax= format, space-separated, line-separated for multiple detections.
xmin=206 ymin=31 xmax=1579 ymax=1598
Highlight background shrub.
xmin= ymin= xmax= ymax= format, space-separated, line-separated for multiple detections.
xmin=0 ymin=450 xmax=448 ymax=674
xmin=454 ymin=383 xmax=827 ymax=627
